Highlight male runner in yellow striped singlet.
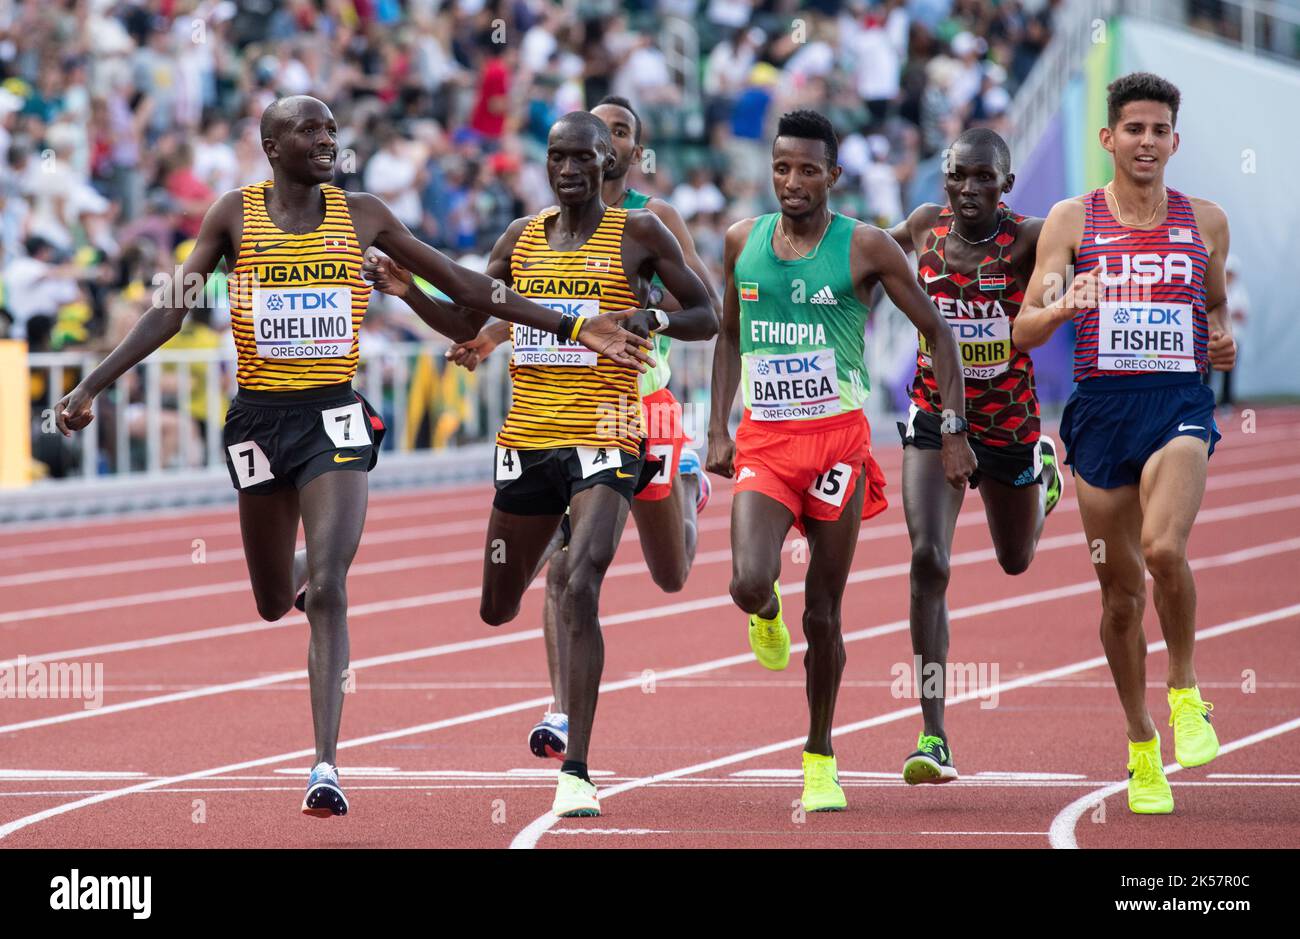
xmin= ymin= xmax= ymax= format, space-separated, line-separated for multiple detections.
xmin=55 ymin=96 xmax=651 ymax=819
xmin=371 ymin=112 xmax=716 ymax=818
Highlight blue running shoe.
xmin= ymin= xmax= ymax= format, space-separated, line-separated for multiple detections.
xmin=677 ymin=449 xmax=710 ymax=514
xmin=301 ymin=761 xmax=348 ymax=818
xmin=528 ymin=711 xmax=569 ymax=760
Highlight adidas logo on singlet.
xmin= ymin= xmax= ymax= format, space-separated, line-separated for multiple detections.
xmin=810 ymin=286 xmax=838 ymax=306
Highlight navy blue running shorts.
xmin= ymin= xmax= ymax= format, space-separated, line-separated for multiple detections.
xmin=1059 ymin=374 xmax=1220 ymax=489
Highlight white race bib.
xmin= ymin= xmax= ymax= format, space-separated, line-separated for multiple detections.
xmin=746 ymin=348 xmax=840 ymax=422
xmin=321 ymin=401 xmax=369 ymax=449
xmin=511 ymin=298 xmax=600 ymax=367
xmin=921 ymin=316 xmax=1013 ymax=379
xmin=647 ymin=443 xmax=675 ymax=485
xmin=808 ymin=461 xmax=853 ymax=508
xmin=576 ymin=445 xmax=622 ymax=478
xmin=495 ymin=446 xmax=522 ymax=481
xmin=227 ymin=440 xmax=274 ymax=488
xmin=1097 ymin=302 xmax=1196 ymax=373
xmin=252 ymin=287 xmax=353 ymax=359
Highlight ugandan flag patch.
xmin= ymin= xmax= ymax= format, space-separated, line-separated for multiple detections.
xmin=323 ymin=235 xmax=349 ymax=252
xmin=584 ymin=256 xmax=611 ymax=273
xmin=739 ymin=282 xmax=759 ymax=302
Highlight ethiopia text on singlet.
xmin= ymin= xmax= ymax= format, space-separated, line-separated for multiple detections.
xmin=734 ymin=212 xmax=871 ymax=423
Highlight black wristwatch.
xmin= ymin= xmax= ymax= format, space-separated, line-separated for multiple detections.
xmin=940 ymin=414 xmax=969 ymax=435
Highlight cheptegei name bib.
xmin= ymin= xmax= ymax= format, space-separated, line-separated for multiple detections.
xmin=1098 ymin=302 xmax=1196 ymax=372
xmin=253 ymin=287 xmax=353 ymax=359
xmin=746 ymin=348 xmax=840 ymax=422
xmin=919 ymin=315 xmax=1012 ymax=380
xmin=511 ymin=298 xmax=599 ymax=367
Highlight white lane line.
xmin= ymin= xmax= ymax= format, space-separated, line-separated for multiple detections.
xmin=1047 ymin=714 xmax=1300 ymax=849
xmin=508 ymin=602 xmax=1300 ymax=848
xmin=544 ymin=829 xmax=1051 ymax=837
xmin=3 ymin=523 xmax=1296 ymax=737
xmin=8 ymin=476 xmax=1299 ymax=663
xmin=0 ymin=418 xmax=1292 ymax=555
xmin=0 ymin=581 xmax=1284 ymax=842
xmin=2 ymin=450 xmax=1291 ymax=590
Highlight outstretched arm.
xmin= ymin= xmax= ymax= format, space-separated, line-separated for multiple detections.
xmin=1013 ymin=199 xmax=1090 ymax=351
xmin=362 ymin=217 xmax=528 ymax=343
xmin=57 ymin=190 xmax=239 ymax=434
xmin=357 ymin=194 xmax=653 ymax=368
xmin=858 ymin=223 xmax=975 ymax=488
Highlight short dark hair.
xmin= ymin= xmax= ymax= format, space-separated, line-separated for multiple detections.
xmin=775 ymin=109 xmax=838 ymax=167
xmin=1107 ymin=72 xmax=1181 ymax=128
xmin=595 ymin=95 xmax=642 ymax=145
xmin=952 ymin=127 xmax=1011 ymax=176
xmin=555 ymin=111 xmax=614 ymax=156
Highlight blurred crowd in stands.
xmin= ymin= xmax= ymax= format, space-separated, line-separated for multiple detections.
xmin=0 ymin=0 xmax=1063 ymax=362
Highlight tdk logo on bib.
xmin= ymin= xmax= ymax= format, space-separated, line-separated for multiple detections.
xmin=1096 ymin=253 xmax=1194 ymax=285
xmin=253 ymin=288 xmax=353 ymax=359
xmin=512 ymin=297 xmax=599 ymax=366
xmin=952 ymin=321 xmax=999 ymax=339
xmin=754 ymin=354 xmax=824 ymax=376
xmin=1110 ymin=306 xmax=1183 ymax=325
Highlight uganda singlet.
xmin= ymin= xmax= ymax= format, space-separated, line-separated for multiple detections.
xmin=1073 ymin=187 xmax=1210 ymax=382
xmin=911 ymin=204 xmax=1038 ymax=447
xmin=735 ymin=212 xmax=871 ymax=423
xmin=620 ymin=188 xmax=673 ymax=397
xmin=496 ymin=206 xmax=643 ymax=457
xmin=228 ymin=182 xmax=371 ymax=391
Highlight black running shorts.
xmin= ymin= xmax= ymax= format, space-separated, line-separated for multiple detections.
xmin=222 ymin=383 xmax=386 ymax=495
xmin=492 ymin=442 xmax=655 ymax=516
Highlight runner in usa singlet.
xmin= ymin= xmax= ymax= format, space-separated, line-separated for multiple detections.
xmin=1072 ymin=186 xmax=1210 ymax=381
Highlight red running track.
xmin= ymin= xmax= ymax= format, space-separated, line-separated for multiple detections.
xmin=0 ymin=407 xmax=1298 ymax=849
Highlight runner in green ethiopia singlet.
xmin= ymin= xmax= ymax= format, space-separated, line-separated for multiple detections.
xmin=734 ymin=211 xmax=871 ymax=422
xmin=622 ymin=187 xmax=673 ymax=396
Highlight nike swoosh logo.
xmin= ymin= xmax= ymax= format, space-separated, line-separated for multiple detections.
xmin=614 ymin=470 xmax=633 ymax=479
xmin=1094 ymin=234 xmax=1130 ymax=245
xmin=922 ymin=273 xmax=945 ymax=283
xmin=333 ymin=453 xmax=363 ymax=463
xmin=1178 ymin=423 xmax=1205 ymax=432
xmin=254 ymin=241 xmax=290 ymax=253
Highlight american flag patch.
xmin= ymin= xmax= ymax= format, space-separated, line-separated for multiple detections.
xmin=739 ymin=282 xmax=759 ymax=302
xmin=978 ymin=273 xmax=1008 ymax=291
xmin=1168 ymin=228 xmax=1194 ymax=244
xmin=323 ymin=235 xmax=349 ymax=252
xmin=584 ymin=256 xmax=610 ymax=273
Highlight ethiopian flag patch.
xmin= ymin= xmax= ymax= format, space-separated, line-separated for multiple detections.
xmin=739 ymin=282 xmax=759 ymax=302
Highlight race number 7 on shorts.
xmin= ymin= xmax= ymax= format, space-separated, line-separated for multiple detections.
xmin=1097 ymin=302 xmax=1195 ymax=372
xmin=747 ymin=348 xmax=840 ymax=421
xmin=252 ymin=287 xmax=354 ymax=359
xmin=511 ymin=298 xmax=599 ymax=367
xmin=321 ymin=401 xmax=369 ymax=448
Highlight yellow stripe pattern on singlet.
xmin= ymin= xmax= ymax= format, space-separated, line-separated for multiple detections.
xmin=496 ymin=206 xmax=643 ymax=456
xmin=228 ymin=181 xmax=371 ymax=391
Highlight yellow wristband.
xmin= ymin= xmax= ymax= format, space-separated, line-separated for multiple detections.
xmin=570 ymin=316 xmax=586 ymax=341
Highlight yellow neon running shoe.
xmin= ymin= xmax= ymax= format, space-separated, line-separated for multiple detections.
xmin=1127 ymin=733 xmax=1174 ymax=815
xmin=552 ymin=771 xmax=600 ymax=818
xmin=1039 ymin=435 xmax=1063 ymax=515
xmin=800 ymin=751 xmax=847 ymax=812
xmin=1169 ymin=686 xmax=1219 ymax=768
xmin=748 ymin=580 xmax=790 ymax=670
